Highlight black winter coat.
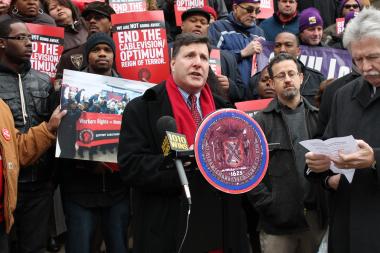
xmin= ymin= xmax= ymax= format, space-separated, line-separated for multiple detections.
xmin=318 ymin=77 xmax=380 ymax=253
xmin=248 ymin=98 xmax=328 ymax=234
xmin=317 ymin=69 xmax=360 ymax=136
xmin=0 ymin=62 xmax=54 ymax=185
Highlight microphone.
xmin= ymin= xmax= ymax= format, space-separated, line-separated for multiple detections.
xmin=157 ymin=116 xmax=192 ymax=205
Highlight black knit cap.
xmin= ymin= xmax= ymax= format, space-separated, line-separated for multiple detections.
xmin=181 ymin=8 xmax=210 ymax=23
xmin=84 ymin=32 xmax=116 ymax=59
xmin=82 ymin=1 xmax=116 ymax=19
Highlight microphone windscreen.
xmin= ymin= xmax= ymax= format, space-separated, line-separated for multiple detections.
xmin=156 ymin=115 xmax=177 ymax=136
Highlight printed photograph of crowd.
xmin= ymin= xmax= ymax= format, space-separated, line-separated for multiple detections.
xmin=61 ymin=85 xmax=130 ymax=115
xmin=55 ymin=70 xmax=152 ymax=162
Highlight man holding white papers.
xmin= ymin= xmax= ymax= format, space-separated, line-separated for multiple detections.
xmin=305 ymin=7 xmax=380 ymax=253
xmin=248 ymin=53 xmax=327 ymax=253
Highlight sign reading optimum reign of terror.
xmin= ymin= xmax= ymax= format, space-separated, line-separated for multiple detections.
xmin=26 ymin=23 xmax=64 ymax=78
xmin=112 ymin=11 xmax=170 ymax=84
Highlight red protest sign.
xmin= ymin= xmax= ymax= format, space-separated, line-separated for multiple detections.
xmin=251 ymin=54 xmax=257 ymax=76
xmin=336 ymin=18 xmax=345 ymax=35
xmin=210 ymin=49 xmax=221 ymax=76
xmin=76 ymin=112 xmax=121 ymax=147
xmin=257 ymin=0 xmax=274 ymax=20
xmin=109 ymin=0 xmax=147 ymax=13
xmin=71 ymin=0 xmax=105 ymax=12
xmin=27 ymin=23 xmax=64 ymax=78
xmin=112 ymin=11 xmax=170 ymax=84
xmin=235 ymin=98 xmax=272 ymax=117
xmin=174 ymin=0 xmax=205 ymax=26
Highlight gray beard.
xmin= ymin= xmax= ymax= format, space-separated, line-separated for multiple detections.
xmin=281 ymin=88 xmax=299 ymax=101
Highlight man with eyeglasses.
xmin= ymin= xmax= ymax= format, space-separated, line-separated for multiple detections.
xmin=0 ymin=19 xmax=59 ymax=253
xmin=208 ymin=0 xmax=265 ymax=87
xmin=55 ymin=1 xmax=115 ymax=81
xmin=259 ymin=0 xmax=299 ymax=42
xmin=247 ymin=53 xmax=327 ymax=253
xmin=322 ymin=0 xmax=362 ymax=48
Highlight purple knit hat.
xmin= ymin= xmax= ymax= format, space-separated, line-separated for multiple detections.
xmin=233 ymin=0 xmax=260 ymax=4
xmin=299 ymin=7 xmax=323 ymax=32
xmin=339 ymin=0 xmax=361 ymax=16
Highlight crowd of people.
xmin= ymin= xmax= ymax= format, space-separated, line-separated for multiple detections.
xmin=0 ymin=0 xmax=380 ymax=253
xmin=61 ymin=86 xmax=129 ymax=115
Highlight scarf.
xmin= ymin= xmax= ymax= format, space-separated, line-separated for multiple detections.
xmin=277 ymin=11 xmax=298 ymax=24
xmin=166 ymin=75 xmax=216 ymax=145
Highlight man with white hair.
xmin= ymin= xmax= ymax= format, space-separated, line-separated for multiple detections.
xmin=305 ymin=7 xmax=380 ymax=253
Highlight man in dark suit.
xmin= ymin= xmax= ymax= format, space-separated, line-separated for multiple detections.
xmin=118 ymin=33 xmax=249 ymax=253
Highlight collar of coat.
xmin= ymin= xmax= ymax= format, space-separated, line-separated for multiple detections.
xmin=352 ymin=77 xmax=380 ymax=107
xmin=263 ymin=96 xmax=318 ymax=113
xmin=0 ymin=61 xmax=31 ymax=76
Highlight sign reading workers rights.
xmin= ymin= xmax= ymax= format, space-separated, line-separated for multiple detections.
xmin=26 ymin=23 xmax=64 ymax=78
xmin=112 ymin=11 xmax=170 ymax=84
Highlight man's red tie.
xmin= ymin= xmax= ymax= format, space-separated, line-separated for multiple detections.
xmin=189 ymin=94 xmax=202 ymax=127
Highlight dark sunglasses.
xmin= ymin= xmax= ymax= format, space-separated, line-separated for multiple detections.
xmin=84 ymin=13 xmax=108 ymax=21
xmin=344 ymin=4 xmax=360 ymax=9
xmin=238 ymin=4 xmax=261 ymax=14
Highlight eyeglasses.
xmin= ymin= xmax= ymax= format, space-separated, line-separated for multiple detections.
xmin=343 ymin=4 xmax=360 ymax=9
xmin=272 ymin=70 xmax=300 ymax=81
xmin=84 ymin=13 xmax=108 ymax=21
xmin=238 ymin=4 xmax=261 ymax=14
xmin=0 ymin=35 xmax=33 ymax=42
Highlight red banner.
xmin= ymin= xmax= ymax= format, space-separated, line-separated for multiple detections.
xmin=257 ymin=0 xmax=274 ymax=20
xmin=235 ymin=98 xmax=272 ymax=117
xmin=109 ymin=0 xmax=147 ymax=13
xmin=112 ymin=11 xmax=170 ymax=84
xmin=26 ymin=23 xmax=64 ymax=78
xmin=71 ymin=0 xmax=105 ymax=12
xmin=174 ymin=0 xmax=205 ymax=26
xmin=76 ymin=112 xmax=122 ymax=147
xmin=209 ymin=49 xmax=221 ymax=76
